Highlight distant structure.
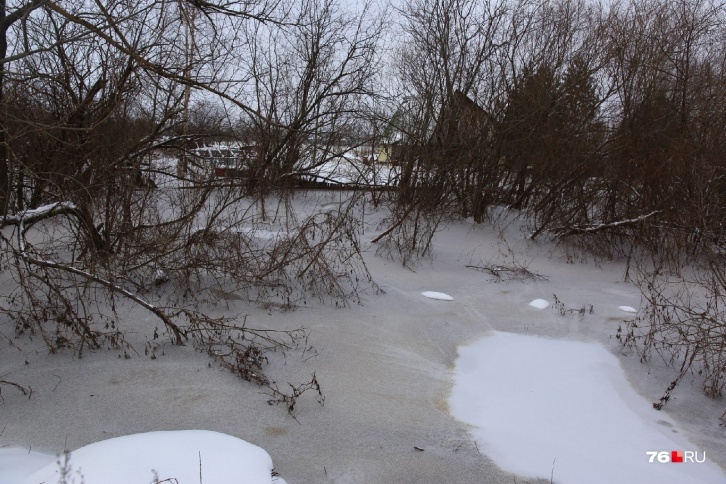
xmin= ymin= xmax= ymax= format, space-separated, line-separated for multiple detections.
xmin=432 ymin=90 xmax=494 ymax=148
xmin=190 ymin=144 xmax=255 ymax=178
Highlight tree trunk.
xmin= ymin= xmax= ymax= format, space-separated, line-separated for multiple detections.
xmin=0 ymin=0 xmax=9 ymax=215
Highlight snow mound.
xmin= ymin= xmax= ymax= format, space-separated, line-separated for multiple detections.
xmin=24 ymin=430 xmax=285 ymax=484
xmin=449 ymin=332 xmax=726 ymax=484
xmin=0 ymin=447 xmax=54 ymax=484
xmin=619 ymin=305 xmax=638 ymax=313
xmin=421 ymin=291 xmax=454 ymax=301
xmin=528 ymin=299 xmax=550 ymax=309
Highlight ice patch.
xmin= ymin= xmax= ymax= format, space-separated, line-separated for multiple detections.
xmin=421 ymin=291 xmax=454 ymax=301
xmin=23 ymin=430 xmax=286 ymax=484
xmin=528 ymin=299 xmax=550 ymax=309
xmin=619 ymin=305 xmax=638 ymax=313
xmin=317 ymin=202 xmax=342 ymax=213
xmin=449 ymin=332 xmax=726 ymax=484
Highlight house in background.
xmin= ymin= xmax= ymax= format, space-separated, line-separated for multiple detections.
xmin=432 ymin=90 xmax=494 ymax=148
xmin=377 ymin=90 xmax=494 ymax=166
xmin=190 ymin=143 xmax=256 ymax=178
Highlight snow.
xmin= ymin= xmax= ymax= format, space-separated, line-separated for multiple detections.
xmin=237 ymin=226 xmax=283 ymax=240
xmin=2 ymin=194 xmax=726 ymax=483
xmin=449 ymin=331 xmax=726 ymax=484
xmin=14 ymin=430 xmax=284 ymax=484
xmin=1 ymin=201 xmax=77 ymax=225
xmin=619 ymin=305 xmax=638 ymax=313
xmin=529 ymin=298 xmax=550 ymax=309
xmin=550 ymin=209 xmax=664 ymax=237
xmin=0 ymin=447 xmax=54 ymax=484
xmin=421 ymin=291 xmax=454 ymax=301
xmin=304 ymin=159 xmax=398 ymax=187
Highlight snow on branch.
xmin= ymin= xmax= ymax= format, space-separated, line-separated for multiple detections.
xmin=1 ymin=202 xmax=79 ymax=228
xmin=549 ymin=210 xmax=664 ymax=238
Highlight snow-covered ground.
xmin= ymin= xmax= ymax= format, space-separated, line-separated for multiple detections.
xmin=450 ymin=331 xmax=725 ymax=484
xmin=5 ymin=431 xmax=283 ymax=484
xmin=151 ymin=150 xmax=399 ymax=189
xmin=303 ymin=157 xmax=398 ymax=187
xmin=1 ymin=194 xmax=725 ymax=483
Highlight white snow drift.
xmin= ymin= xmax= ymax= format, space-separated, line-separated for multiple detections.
xmin=528 ymin=299 xmax=550 ymax=309
xmin=449 ymin=331 xmax=726 ymax=484
xmin=19 ymin=430 xmax=284 ymax=484
xmin=421 ymin=291 xmax=454 ymax=301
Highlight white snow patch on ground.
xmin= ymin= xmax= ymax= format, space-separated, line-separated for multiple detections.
xmin=449 ymin=331 xmax=726 ymax=484
xmin=18 ymin=430 xmax=284 ymax=484
xmin=0 ymin=447 xmax=54 ymax=484
xmin=421 ymin=291 xmax=454 ymax=301
xmin=304 ymin=159 xmax=398 ymax=187
xmin=237 ymin=226 xmax=283 ymax=240
xmin=619 ymin=305 xmax=638 ymax=313
xmin=528 ymin=299 xmax=550 ymax=309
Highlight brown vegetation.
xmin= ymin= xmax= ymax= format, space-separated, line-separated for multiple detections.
xmin=2 ymin=0 xmax=726 ymax=412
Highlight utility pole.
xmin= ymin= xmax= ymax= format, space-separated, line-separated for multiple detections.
xmin=178 ymin=0 xmax=196 ymax=179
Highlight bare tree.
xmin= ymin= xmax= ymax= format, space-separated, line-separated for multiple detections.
xmin=0 ymin=1 xmax=52 ymax=214
xmin=0 ymin=0 xmax=382 ymax=411
xmin=372 ymin=0 xmax=512 ymax=265
xmin=233 ymin=0 xmax=383 ymax=198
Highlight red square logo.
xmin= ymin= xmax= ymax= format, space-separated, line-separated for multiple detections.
xmin=672 ymin=451 xmax=684 ymax=463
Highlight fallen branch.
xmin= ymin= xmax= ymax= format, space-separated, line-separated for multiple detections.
xmin=20 ymin=254 xmax=187 ymax=345
xmin=0 ymin=378 xmax=31 ymax=402
xmin=465 ymin=264 xmax=547 ymax=282
xmin=1 ymin=202 xmax=79 ymax=228
xmin=549 ymin=210 xmax=663 ymax=238
xmin=370 ymin=201 xmax=419 ymax=244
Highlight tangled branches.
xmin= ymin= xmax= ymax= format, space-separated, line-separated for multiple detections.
xmin=373 ymin=201 xmax=446 ymax=267
xmin=618 ymin=261 xmax=726 ymax=409
xmin=187 ymin=312 xmax=324 ymax=415
xmin=0 ymin=188 xmax=374 ymax=413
